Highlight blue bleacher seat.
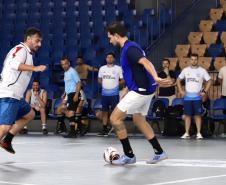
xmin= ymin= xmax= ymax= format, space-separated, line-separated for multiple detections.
xmin=52 ymin=50 xmax=64 ymax=64
xmin=65 ymin=46 xmax=78 ymax=61
xmin=214 ymin=20 xmax=226 ymax=32
xmin=207 ymin=43 xmax=224 ymax=58
xmin=17 ymin=2 xmax=29 ymax=12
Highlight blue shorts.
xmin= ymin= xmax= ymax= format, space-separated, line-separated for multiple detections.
xmin=183 ymin=100 xmax=203 ymax=116
xmin=0 ymin=98 xmax=31 ymax=125
xmin=101 ymin=95 xmax=119 ymax=112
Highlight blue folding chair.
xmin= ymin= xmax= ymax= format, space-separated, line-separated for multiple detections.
xmin=147 ymin=98 xmax=169 ymax=134
xmin=209 ymin=98 xmax=226 ymax=135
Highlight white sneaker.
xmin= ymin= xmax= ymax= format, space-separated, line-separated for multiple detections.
xmin=219 ymin=133 xmax=226 ymax=138
xmin=196 ymin=133 xmax=203 ymax=139
xmin=181 ymin=133 xmax=190 ymax=139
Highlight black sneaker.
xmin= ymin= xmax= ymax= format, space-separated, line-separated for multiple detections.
xmin=55 ymin=122 xmax=67 ymax=134
xmin=0 ymin=141 xmax=15 ymax=154
xmin=97 ymin=129 xmax=108 ymax=137
xmin=78 ymin=124 xmax=87 ymax=136
xmin=19 ymin=128 xmax=28 ymax=135
xmin=63 ymin=131 xmax=77 ymax=138
xmin=42 ymin=128 xmax=48 ymax=135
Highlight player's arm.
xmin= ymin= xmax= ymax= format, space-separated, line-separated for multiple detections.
xmin=157 ymin=71 xmax=174 ymax=88
xmin=98 ymin=78 xmax=102 ymax=85
xmin=87 ymin=65 xmax=98 ymax=72
xmin=73 ymin=81 xmax=82 ymax=102
xmin=25 ymin=90 xmax=32 ymax=104
xmin=73 ymin=70 xmax=82 ymax=102
xmin=9 ymin=47 xmax=46 ymax=72
xmin=203 ymin=79 xmax=212 ymax=93
xmin=118 ymin=67 xmax=124 ymax=88
xmin=119 ymin=79 xmax=125 ymax=88
xmin=138 ymin=58 xmax=170 ymax=85
xmin=176 ymin=78 xmax=184 ymax=96
xmin=176 ymin=69 xmax=186 ymax=96
xmin=38 ymin=90 xmax=48 ymax=108
xmin=98 ymin=67 xmax=102 ymax=85
xmin=18 ymin=64 xmax=46 ymax=72
xmin=200 ymin=72 xmax=212 ymax=96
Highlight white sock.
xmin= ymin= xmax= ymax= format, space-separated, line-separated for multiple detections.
xmin=42 ymin=124 xmax=47 ymax=129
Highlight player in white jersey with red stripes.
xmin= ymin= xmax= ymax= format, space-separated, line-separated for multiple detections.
xmin=0 ymin=27 xmax=46 ymax=154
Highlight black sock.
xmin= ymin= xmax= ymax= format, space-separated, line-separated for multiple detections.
xmin=103 ymin=125 xmax=108 ymax=131
xmin=149 ymin=137 xmax=163 ymax=155
xmin=70 ymin=125 xmax=75 ymax=131
xmin=58 ymin=115 xmax=65 ymax=123
xmin=3 ymin=132 xmax=15 ymax=143
xmin=120 ymin=138 xmax=134 ymax=158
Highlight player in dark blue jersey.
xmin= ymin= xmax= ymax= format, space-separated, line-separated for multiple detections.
xmin=107 ymin=22 xmax=171 ymax=165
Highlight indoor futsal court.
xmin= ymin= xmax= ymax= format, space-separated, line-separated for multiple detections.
xmin=0 ymin=134 xmax=226 ymax=185
xmin=1 ymin=0 xmax=226 ymax=185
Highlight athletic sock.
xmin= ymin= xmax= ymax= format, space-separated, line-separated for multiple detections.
xmin=3 ymin=132 xmax=15 ymax=143
xmin=103 ymin=125 xmax=108 ymax=131
xmin=149 ymin=136 xmax=163 ymax=154
xmin=42 ymin=123 xmax=47 ymax=129
xmin=120 ymin=137 xmax=134 ymax=158
xmin=58 ymin=115 xmax=65 ymax=123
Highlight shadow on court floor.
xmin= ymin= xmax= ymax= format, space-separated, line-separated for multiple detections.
xmin=0 ymin=134 xmax=226 ymax=185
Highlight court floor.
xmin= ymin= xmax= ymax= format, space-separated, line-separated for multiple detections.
xmin=0 ymin=134 xmax=226 ymax=185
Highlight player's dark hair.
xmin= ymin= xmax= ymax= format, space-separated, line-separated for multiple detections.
xmin=106 ymin=51 xmax=116 ymax=58
xmin=107 ymin=22 xmax=128 ymax=37
xmin=24 ymin=27 xmax=42 ymax=41
xmin=61 ymin=56 xmax=70 ymax=63
xmin=190 ymin=53 xmax=198 ymax=58
xmin=162 ymin=58 xmax=170 ymax=64
xmin=33 ymin=79 xmax=40 ymax=84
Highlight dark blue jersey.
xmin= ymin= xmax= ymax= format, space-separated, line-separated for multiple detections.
xmin=120 ymin=41 xmax=157 ymax=95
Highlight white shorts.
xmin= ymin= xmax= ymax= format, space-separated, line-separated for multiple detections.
xmin=117 ymin=91 xmax=154 ymax=116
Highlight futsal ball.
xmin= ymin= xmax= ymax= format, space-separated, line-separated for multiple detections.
xmin=103 ymin=147 xmax=120 ymax=164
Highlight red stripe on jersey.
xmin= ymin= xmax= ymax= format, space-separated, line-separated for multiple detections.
xmin=12 ymin=47 xmax=23 ymax=58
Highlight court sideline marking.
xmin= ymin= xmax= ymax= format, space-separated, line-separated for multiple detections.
xmin=0 ymin=180 xmax=37 ymax=185
xmin=1 ymin=159 xmax=226 ymax=168
xmin=146 ymin=174 xmax=226 ymax=185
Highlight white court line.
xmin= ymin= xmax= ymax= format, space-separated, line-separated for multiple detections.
xmin=63 ymin=143 xmax=85 ymax=146
xmin=14 ymin=142 xmax=43 ymax=145
xmin=2 ymin=159 xmax=226 ymax=168
xmin=134 ymin=159 xmax=226 ymax=168
xmin=0 ymin=160 xmax=103 ymax=166
xmin=146 ymin=174 xmax=226 ymax=185
xmin=12 ymin=142 xmax=85 ymax=146
xmin=0 ymin=180 xmax=37 ymax=185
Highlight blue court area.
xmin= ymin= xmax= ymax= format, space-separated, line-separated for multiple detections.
xmin=0 ymin=134 xmax=226 ymax=185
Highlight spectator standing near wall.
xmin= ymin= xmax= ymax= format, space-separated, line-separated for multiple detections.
xmin=177 ymin=53 xmax=212 ymax=139
xmin=157 ymin=59 xmax=176 ymax=105
xmin=97 ymin=52 xmax=124 ymax=136
xmin=75 ymin=56 xmax=98 ymax=86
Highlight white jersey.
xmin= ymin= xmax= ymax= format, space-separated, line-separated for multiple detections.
xmin=178 ymin=66 xmax=211 ymax=96
xmin=218 ymin=66 xmax=226 ymax=96
xmin=30 ymin=89 xmax=45 ymax=107
xmin=0 ymin=43 xmax=33 ymax=100
xmin=98 ymin=65 xmax=123 ymax=96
